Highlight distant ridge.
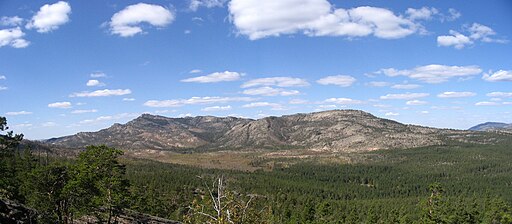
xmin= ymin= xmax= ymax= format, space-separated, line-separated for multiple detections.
xmin=469 ymin=122 xmax=512 ymax=132
xmin=45 ymin=110 xmax=498 ymax=152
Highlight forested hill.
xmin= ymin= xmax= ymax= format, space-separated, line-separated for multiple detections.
xmin=44 ymin=109 xmax=502 ymax=152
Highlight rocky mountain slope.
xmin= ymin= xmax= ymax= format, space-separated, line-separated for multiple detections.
xmin=45 ymin=110 xmax=497 ymax=152
xmin=469 ymin=122 xmax=512 ymax=132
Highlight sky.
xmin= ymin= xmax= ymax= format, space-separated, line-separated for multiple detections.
xmin=0 ymin=0 xmax=511 ymax=140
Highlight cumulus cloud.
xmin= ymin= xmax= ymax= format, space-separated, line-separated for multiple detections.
xmin=437 ymin=23 xmax=507 ymax=49
xmin=1 ymin=16 xmax=23 ymax=26
xmin=26 ymin=1 xmax=71 ymax=33
xmin=483 ymin=70 xmax=512 ymax=82
xmin=437 ymin=91 xmax=476 ymax=98
xmin=144 ymin=96 xmax=255 ymax=107
xmin=181 ymin=71 xmax=243 ymax=83
xmin=241 ymin=77 xmax=309 ymax=88
xmin=242 ymin=87 xmax=299 ymax=96
xmin=229 ymin=0 xmax=428 ymax=40
xmin=201 ymin=105 xmax=232 ymax=112
xmin=385 ymin=112 xmax=399 ymax=116
xmin=437 ymin=30 xmax=472 ymax=49
xmin=0 ymin=86 xmax=7 ymax=91
xmin=316 ymin=75 xmax=356 ymax=87
xmin=381 ymin=64 xmax=482 ymax=83
xmin=380 ymin=93 xmax=429 ymax=100
xmin=406 ymin=100 xmax=427 ymax=105
xmin=189 ymin=0 xmax=227 ymax=11
xmin=324 ymin=98 xmax=363 ymax=104
xmin=86 ymin=79 xmax=105 ymax=87
xmin=70 ymin=89 xmax=131 ymax=97
xmin=5 ymin=111 xmax=32 ymax=116
xmin=487 ymin=92 xmax=512 ymax=98
xmin=109 ymin=3 xmax=174 ymax=37
xmin=406 ymin=7 xmax=438 ymax=20
xmin=122 ymin=98 xmax=136 ymax=101
xmin=0 ymin=76 xmax=5 ymax=80
xmin=48 ymin=101 xmax=72 ymax=109
xmin=71 ymin=109 xmax=98 ymax=114
xmin=0 ymin=27 xmax=30 ymax=48
xmin=391 ymin=84 xmax=421 ymax=89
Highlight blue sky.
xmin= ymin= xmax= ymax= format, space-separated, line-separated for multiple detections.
xmin=1 ymin=0 xmax=511 ymax=139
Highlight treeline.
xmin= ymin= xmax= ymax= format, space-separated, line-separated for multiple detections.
xmin=2 ymin=115 xmax=512 ymax=223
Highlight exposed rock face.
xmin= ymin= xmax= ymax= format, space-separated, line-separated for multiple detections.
xmin=45 ymin=110 xmax=482 ymax=152
xmin=0 ymin=199 xmax=38 ymax=224
xmin=469 ymin=122 xmax=512 ymax=132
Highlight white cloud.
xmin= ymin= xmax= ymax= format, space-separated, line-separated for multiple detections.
xmin=380 ymin=93 xmax=429 ymax=100
xmin=123 ymin=98 xmax=136 ymax=101
xmin=469 ymin=23 xmax=505 ymax=43
xmin=324 ymin=98 xmax=363 ymax=104
xmin=178 ymin=113 xmax=193 ymax=118
xmin=71 ymin=109 xmax=98 ymax=114
xmin=483 ymin=70 xmax=512 ymax=82
xmin=201 ymin=105 xmax=232 ymax=112
xmin=242 ymin=87 xmax=299 ymax=96
xmin=487 ymin=92 xmax=512 ymax=98
xmin=90 ymin=72 xmax=106 ymax=78
xmin=229 ymin=0 xmax=424 ymax=40
xmin=0 ymin=75 xmax=5 ymax=80
xmin=437 ymin=91 xmax=476 ymax=98
xmin=406 ymin=7 xmax=438 ymax=20
xmin=86 ymin=79 xmax=105 ymax=87
xmin=1 ymin=16 xmax=23 ymax=26
xmin=289 ymin=99 xmax=309 ymax=104
xmin=0 ymin=86 xmax=8 ymax=91
xmin=406 ymin=100 xmax=427 ymax=105
xmin=79 ymin=113 xmax=138 ymax=125
xmin=437 ymin=30 xmax=472 ymax=49
xmin=144 ymin=96 xmax=255 ymax=107
xmin=181 ymin=71 xmax=243 ymax=83
xmin=381 ymin=64 xmax=482 ymax=83
xmin=391 ymin=84 xmax=421 ymax=89
xmin=189 ymin=69 xmax=202 ymax=74
xmin=241 ymin=77 xmax=309 ymax=88
xmin=70 ymin=89 xmax=131 ymax=97
xmin=447 ymin=8 xmax=461 ymax=21
xmin=385 ymin=112 xmax=399 ymax=116
xmin=317 ymin=75 xmax=356 ymax=87
xmin=367 ymin=81 xmax=391 ymax=87
xmin=109 ymin=3 xmax=174 ymax=37
xmin=0 ymin=27 xmax=30 ymax=48
xmin=437 ymin=23 xmax=506 ymax=49
xmin=26 ymin=1 xmax=71 ymax=33
xmin=242 ymin=102 xmax=284 ymax=110
xmin=41 ymin=122 xmax=57 ymax=127
xmin=48 ymin=101 xmax=72 ymax=109
xmin=5 ymin=111 xmax=32 ymax=116
xmin=475 ymin=101 xmax=499 ymax=106
xmin=189 ymin=0 xmax=227 ymax=11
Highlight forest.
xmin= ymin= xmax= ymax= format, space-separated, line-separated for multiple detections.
xmin=2 ymin=116 xmax=512 ymax=223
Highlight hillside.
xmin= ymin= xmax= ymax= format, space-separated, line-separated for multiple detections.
xmin=43 ymin=110 xmax=501 ymax=153
xmin=469 ymin=122 xmax=512 ymax=132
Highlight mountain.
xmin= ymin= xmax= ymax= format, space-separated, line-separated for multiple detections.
xmin=469 ymin=122 xmax=512 ymax=132
xmin=45 ymin=110 xmax=492 ymax=152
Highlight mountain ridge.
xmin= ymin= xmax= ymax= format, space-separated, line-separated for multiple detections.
xmin=45 ymin=109 xmax=496 ymax=152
